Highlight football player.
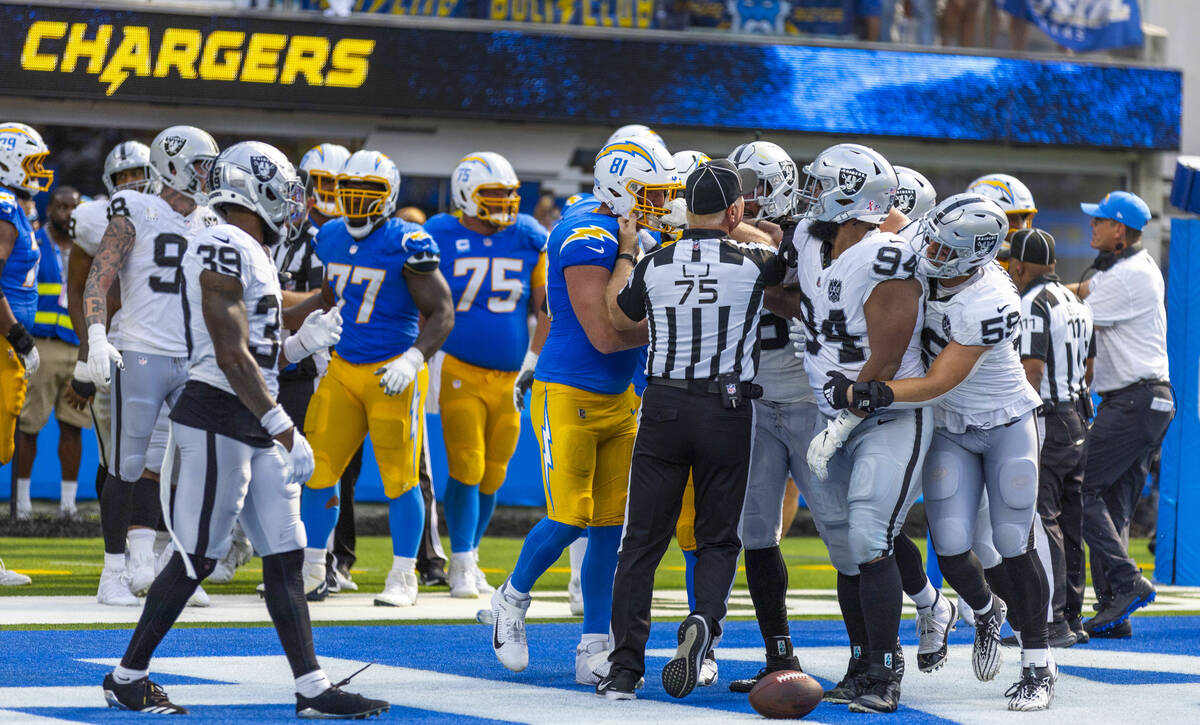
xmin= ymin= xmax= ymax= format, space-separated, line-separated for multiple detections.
xmin=821 ymin=194 xmax=1054 ymax=711
xmin=425 ymin=152 xmax=549 ymax=598
xmin=298 ymin=143 xmax=351 ymax=228
xmin=0 ymin=123 xmax=50 ymax=465
xmin=893 ymin=166 xmax=938 ymax=219
xmin=101 ymin=141 xmax=381 ymax=718
xmin=966 ymin=173 xmax=1036 ymax=268
xmin=786 ymin=144 xmax=932 ymax=714
xmin=82 ymin=126 xmax=221 ymax=604
xmin=299 ymin=150 xmax=454 ymax=607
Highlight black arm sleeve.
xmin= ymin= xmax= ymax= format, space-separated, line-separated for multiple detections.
xmin=616 ymin=258 xmax=649 ymax=322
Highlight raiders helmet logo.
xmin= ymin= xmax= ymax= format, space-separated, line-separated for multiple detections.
xmin=828 ymin=279 xmax=842 ymax=303
xmin=974 ymin=232 xmax=1000 ymax=255
xmin=250 ymin=156 xmax=277 ymax=183
xmin=838 ymin=168 xmax=866 ymax=195
xmin=163 ymin=136 xmax=187 ymax=157
xmin=894 ymin=188 xmax=916 ymax=215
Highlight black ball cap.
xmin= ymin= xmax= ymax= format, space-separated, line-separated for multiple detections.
xmin=685 ymin=159 xmax=757 ymax=216
xmin=1009 ymin=228 xmax=1056 ymax=265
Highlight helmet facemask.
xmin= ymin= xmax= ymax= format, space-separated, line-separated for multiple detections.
xmin=337 ymin=175 xmax=392 ymax=237
xmin=794 ymin=173 xmax=825 ymax=219
xmin=20 ymin=151 xmax=53 ymax=193
xmin=307 ymin=170 xmax=339 ymax=215
xmin=626 ymin=179 xmax=682 ymax=233
xmin=473 ymin=185 xmax=520 ymax=229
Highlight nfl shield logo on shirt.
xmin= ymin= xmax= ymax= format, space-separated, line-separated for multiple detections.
xmin=456 ymin=238 xmax=470 ymax=252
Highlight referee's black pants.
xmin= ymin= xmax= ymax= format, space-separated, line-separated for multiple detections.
xmin=1036 ymin=406 xmax=1087 ymax=622
xmin=610 ymin=384 xmax=754 ymax=677
xmin=1082 ymin=381 xmax=1174 ymax=600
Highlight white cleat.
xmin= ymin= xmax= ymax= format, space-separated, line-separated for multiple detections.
xmin=1006 ymin=661 xmax=1056 ymax=711
xmin=187 ymin=584 xmax=210 ymax=607
xmin=374 ymin=566 xmax=418 ymax=607
xmin=332 ymin=567 xmax=358 ymax=592
xmin=0 ymin=559 xmax=31 ymax=586
xmin=698 ymin=652 xmax=719 ymax=687
xmin=576 ymin=639 xmax=612 ymax=686
xmin=490 ymin=582 xmax=531 ymax=672
xmin=128 ymin=552 xmax=156 ymax=597
xmin=301 ymin=559 xmax=329 ymax=601
xmin=449 ymin=557 xmax=480 ymax=599
xmin=97 ymin=568 xmax=140 ymax=606
xmin=973 ymin=595 xmax=1008 ymax=682
xmin=916 ymin=590 xmax=956 ymax=673
xmin=568 ymin=573 xmax=584 ymax=616
xmin=472 ymin=555 xmax=495 ymax=595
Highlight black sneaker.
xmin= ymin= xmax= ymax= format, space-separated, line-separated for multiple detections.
xmin=1067 ymin=615 xmax=1089 ymax=644
xmin=1089 ymin=619 xmax=1132 ymax=638
xmin=823 ymin=656 xmax=869 ymax=704
xmin=596 ymin=665 xmax=641 ymax=701
xmin=296 ymin=664 xmax=389 ymax=720
xmin=661 ymin=614 xmax=711 ymax=699
xmin=419 ymin=567 xmax=449 ymax=587
xmin=103 ymin=673 xmax=188 ymax=714
xmin=1085 ymin=576 xmax=1154 ymax=634
xmin=1048 ymin=620 xmax=1077 ymax=648
xmin=728 ymin=656 xmax=803 ymax=693
xmin=848 ymin=662 xmax=902 ymax=714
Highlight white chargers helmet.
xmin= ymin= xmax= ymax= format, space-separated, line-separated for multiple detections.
xmin=797 ymin=143 xmax=897 ymax=225
xmin=103 ymin=141 xmax=156 ymax=195
xmin=893 ymin=165 xmax=937 ymax=219
xmin=966 ymin=173 xmax=1037 ymax=220
xmin=729 ymin=141 xmax=799 ymax=221
xmin=917 ymin=193 xmax=1009 ymax=279
xmin=207 ymin=141 xmax=304 ymax=246
xmin=0 ymin=123 xmax=53 ymax=196
xmin=593 ymin=138 xmax=682 ymax=233
xmin=605 ymin=124 xmax=662 ymax=148
xmin=299 ymin=143 xmax=351 ymax=218
xmin=672 ymin=150 xmax=711 ymax=182
xmin=149 ymin=125 xmax=219 ymax=203
xmin=336 ymin=150 xmax=400 ymax=240
xmin=451 ymin=151 xmax=520 ymax=230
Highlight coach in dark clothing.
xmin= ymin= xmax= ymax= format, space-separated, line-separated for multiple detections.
xmin=598 ymin=160 xmax=785 ymax=701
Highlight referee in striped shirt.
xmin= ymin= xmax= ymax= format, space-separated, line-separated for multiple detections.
xmin=1009 ymin=228 xmax=1095 ymax=646
xmin=598 ymin=160 xmax=785 ymax=700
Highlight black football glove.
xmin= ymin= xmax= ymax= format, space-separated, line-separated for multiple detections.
xmin=823 ymin=371 xmax=895 ymax=413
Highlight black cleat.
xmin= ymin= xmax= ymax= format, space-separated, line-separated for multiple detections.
xmin=1084 ymin=576 xmax=1155 ymax=634
xmin=1049 ymin=620 xmax=1077 ymax=648
xmin=419 ymin=567 xmax=449 ymax=588
xmin=103 ymin=673 xmax=188 ymax=714
xmin=661 ymin=614 xmax=710 ymax=699
xmin=1068 ymin=615 xmax=1090 ymax=644
xmin=848 ymin=662 xmax=902 ymax=714
xmin=296 ymin=663 xmax=389 ymax=720
xmin=823 ymin=656 xmax=869 ymax=704
xmin=728 ymin=656 xmax=803 ymax=693
xmin=596 ymin=665 xmax=642 ymax=701
xmin=1089 ymin=619 xmax=1132 ymax=638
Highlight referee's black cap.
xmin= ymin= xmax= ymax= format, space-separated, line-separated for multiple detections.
xmin=1009 ymin=228 xmax=1056 ymax=265
xmin=685 ymin=159 xmax=757 ymax=215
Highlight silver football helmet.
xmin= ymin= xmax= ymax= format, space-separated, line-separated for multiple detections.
xmin=917 ymin=193 xmax=1009 ymax=279
xmin=149 ymin=126 xmax=220 ymax=203
xmin=103 ymin=141 xmax=156 ymax=195
xmin=729 ymin=141 xmax=799 ymax=221
xmin=207 ymin=141 xmax=304 ymax=246
xmin=893 ymin=165 xmax=936 ymax=219
xmin=796 ymin=143 xmax=897 ymax=225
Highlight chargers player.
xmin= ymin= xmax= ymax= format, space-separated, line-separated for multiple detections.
xmin=425 ymin=152 xmax=549 ymax=598
xmin=299 ymin=150 xmax=454 ymax=607
xmin=0 ymin=123 xmax=50 ymax=465
xmin=967 ymin=173 xmax=1037 ymax=268
xmin=299 ymin=143 xmax=351 ymax=228
xmin=822 ymin=194 xmax=1053 ymax=711
xmin=82 ymin=126 xmax=220 ymax=604
xmin=101 ymin=141 xmax=384 ymax=718
xmin=488 ymin=137 xmax=679 ymax=685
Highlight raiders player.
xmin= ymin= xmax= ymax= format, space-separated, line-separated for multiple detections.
xmin=81 ymin=127 xmax=221 ymax=601
xmin=823 ymin=194 xmax=1054 ymax=711
xmin=782 ymin=144 xmax=933 ymax=714
xmin=101 ymin=141 xmax=384 ymax=718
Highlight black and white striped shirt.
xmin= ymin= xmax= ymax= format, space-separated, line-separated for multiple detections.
xmin=1019 ymin=274 xmax=1095 ymax=404
xmin=617 ymin=229 xmax=785 ymax=381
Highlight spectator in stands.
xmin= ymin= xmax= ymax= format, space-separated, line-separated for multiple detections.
xmin=857 ymin=0 xmax=883 ymax=41
xmin=656 ymin=0 xmax=690 ymax=31
xmin=941 ymin=0 xmax=982 ymax=46
xmin=14 ymin=186 xmax=86 ymax=521
xmin=988 ymin=1 xmax=1030 ymax=50
xmin=881 ymin=0 xmax=936 ymax=45
xmin=534 ymin=192 xmax=561 ymax=230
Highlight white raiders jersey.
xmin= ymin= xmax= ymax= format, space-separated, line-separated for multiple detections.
xmin=796 ymin=227 xmax=925 ymax=417
xmin=920 ymin=262 xmax=1042 ymax=433
xmin=70 ymin=198 xmax=124 ymax=348
xmin=106 ymin=190 xmax=219 ymax=357
xmin=755 ymin=264 xmax=813 ymax=404
xmin=182 ymin=224 xmax=283 ymax=399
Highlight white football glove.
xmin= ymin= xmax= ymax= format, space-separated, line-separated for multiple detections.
xmin=281 ymin=429 xmax=315 ymax=485
xmin=86 ymin=323 xmax=123 ymax=390
xmin=807 ymin=411 xmax=864 ymax=481
xmin=375 ymin=347 xmax=424 ymax=396
xmin=788 ymin=320 xmax=807 ymax=361
xmin=283 ymin=306 xmax=342 ymax=364
xmin=19 ymin=344 xmax=40 ymax=378
xmin=660 ymin=197 xmax=688 ymax=230
xmin=513 ymin=350 xmax=539 ymax=412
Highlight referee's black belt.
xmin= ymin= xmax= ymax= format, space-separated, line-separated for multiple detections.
xmin=1099 ymin=378 xmax=1171 ymax=402
xmin=1037 ymin=399 xmax=1087 ymax=416
xmin=647 ymin=376 xmax=763 ymax=399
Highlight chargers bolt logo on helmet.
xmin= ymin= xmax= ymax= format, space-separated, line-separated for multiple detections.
xmin=592 ymin=137 xmax=682 ymax=234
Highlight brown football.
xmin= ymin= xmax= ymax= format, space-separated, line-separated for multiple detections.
xmin=748 ymin=670 xmax=823 ymax=719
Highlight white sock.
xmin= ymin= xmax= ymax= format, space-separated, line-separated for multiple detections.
xmin=153 ymin=531 xmax=170 ymax=557
xmin=16 ymin=478 xmax=31 ymax=512
xmin=294 ymin=669 xmax=332 ymax=699
xmin=112 ymin=665 xmax=148 ymax=684
xmin=304 ymin=548 xmax=327 ymax=566
xmin=974 ymin=598 xmax=994 ymax=616
xmin=569 ymin=536 xmax=587 ymax=576
xmin=104 ymin=552 xmax=127 ymax=572
xmin=60 ymin=480 xmax=78 ymax=511
xmin=392 ymin=555 xmax=416 ymax=573
xmin=580 ymin=632 xmax=609 ymax=649
xmin=1020 ymin=647 xmax=1049 ymax=668
xmin=128 ymin=528 xmax=156 ymax=559
xmin=451 ymin=551 xmax=474 ymax=565
xmin=502 ymin=579 xmax=530 ymax=600
xmin=910 ymin=581 xmax=938 ymax=610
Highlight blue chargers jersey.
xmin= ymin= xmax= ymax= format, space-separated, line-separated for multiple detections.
xmin=0 ymin=186 xmax=39 ymax=330
xmin=535 ymin=199 xmax=641 ymax=395
xmin=427 ymin=212 xmax=548 ymax=372
xmin=315 ymin=218 xmax=439 ymax=365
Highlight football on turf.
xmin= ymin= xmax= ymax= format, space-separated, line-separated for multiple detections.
xmin=748 ymin=670 xmax=823 ymax=719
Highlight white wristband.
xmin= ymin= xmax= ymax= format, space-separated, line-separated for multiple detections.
xmin=259 ymin=404 xmax=294 ymax=436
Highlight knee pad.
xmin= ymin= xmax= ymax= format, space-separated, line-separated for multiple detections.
xmin=927 ymin=514 xmax=973 ymax=558
xmin=992 ymin=522 xmax=1032 ymax=559
xmin=820 ymin=525 xmax=859 ymax=575
xmin=995 ymin=458 xmax=1039 ymax=512
xmin=922 ymin=450 xmax=960 ymax=502
xmin=479 ymin=462 xmax=508 ymax=496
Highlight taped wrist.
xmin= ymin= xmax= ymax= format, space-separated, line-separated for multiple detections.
xmin=5 ymin=323 xmax=33 ymax=355
xmin=260 ymin=404 xmax=295 ymax=436
xmin=850 ymin=380 xmax=894 ymax=412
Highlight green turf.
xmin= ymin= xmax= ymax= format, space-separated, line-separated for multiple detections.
xmin=0 ymin=535 xmax=1157 ymax=598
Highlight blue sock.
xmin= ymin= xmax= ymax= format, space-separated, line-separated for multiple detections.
xmin=300 ymin=483 xmax=340 ymax=550
xmin=682 ymin=549 xmax=698 ymax=612
xmin=582 ymin=525 xmax=622 ymax=635
xmin=443 ymin=477 xmax=478 ymax=554
xmin=388 ymin=487 xmax=425 ymax=558
xmin=510 ymin=517 xmax=584 ymax=593
xmin=474 ymin=492 xmax=498 ymax=549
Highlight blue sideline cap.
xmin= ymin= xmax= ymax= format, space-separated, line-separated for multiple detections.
xmin=1080 ymin=191 xmax=1151 ymax=231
